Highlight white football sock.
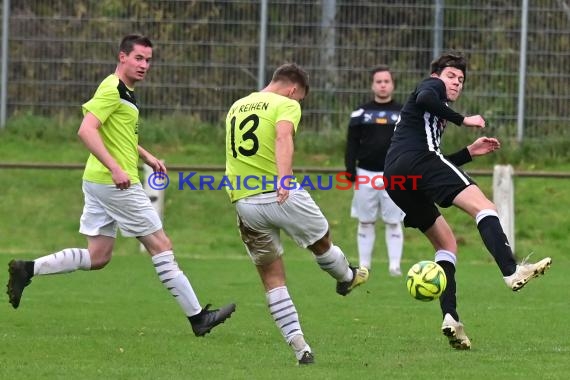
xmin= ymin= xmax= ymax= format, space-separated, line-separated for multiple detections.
xmin=152 ymin=251 xmax=201 ymax=317
xmin=267 ymin=286 xmax=306 ymax=348
xmin=435 ymin=249 xmax=457 ymax=265
xmin=357 ymin=222 xmax=375 ymax=269
xmin=385 ymin=223 xmax=403 ymax=270
xmin=34 ymin=248 xmax=91 ymax=275
xmin=314 ymin=244 xmax=352 ymax=282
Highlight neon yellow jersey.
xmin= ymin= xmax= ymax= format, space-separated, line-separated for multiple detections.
xmin=82 ymin=74 xmax=140 ymax=184
xmin=225 ymin=91 xmax=301 ymax=202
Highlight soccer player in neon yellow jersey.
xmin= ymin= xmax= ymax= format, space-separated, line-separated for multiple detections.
xmin=7 ymin=34 xmax=235 ymax=336
xmin=225 ymin=63 xmax=369 ymax=365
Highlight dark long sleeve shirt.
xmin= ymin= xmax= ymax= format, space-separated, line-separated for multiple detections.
xmin=387 ymin=77 xmax=472 ymax=166
xmin=345 ymin=99 xmax=402 ymax=176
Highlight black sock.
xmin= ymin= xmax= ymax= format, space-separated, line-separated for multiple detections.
xmin=437 ymin=260 xmax=459 ymax=321
xmin=476 ymin=215 xmax=517 ymax=276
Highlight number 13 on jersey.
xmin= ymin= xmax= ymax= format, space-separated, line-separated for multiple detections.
xmin=229 ymin=114 xmax=260 ymax=158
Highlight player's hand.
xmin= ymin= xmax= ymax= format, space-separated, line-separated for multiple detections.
xmin=141 ymin=152 xmax=167 ymax=174
xmin=111 ymin=167 xmax=131 ymax=190
xmin=462 ymin=115 xmax=485 ymax=129
xmin=151 ymin=159 xmax=167 ymax=174
xmin=277 ymin=186 xmax=289 ymax=204
xmin=467 ymin=137 xmax=500 ymax=157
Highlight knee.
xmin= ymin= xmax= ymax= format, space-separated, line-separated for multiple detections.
xmin=89 ymin=248 xmax=113 ymax=270
xmin=359 ymin=221 xmax=375 ymax=228
xmin=143 ymin=234 xmax=172 ymax=255
xmin=309 ymin=231 xmax=331 ymax=255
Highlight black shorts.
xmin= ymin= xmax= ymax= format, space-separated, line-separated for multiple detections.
xmin=384 ymin=150 xmax=476 ymax=232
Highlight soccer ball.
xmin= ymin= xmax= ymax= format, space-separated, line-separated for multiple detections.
xmin=406 ymin=261 xmax=447 ymax=301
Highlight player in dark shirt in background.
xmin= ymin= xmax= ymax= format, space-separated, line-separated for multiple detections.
xmin=345 ymin=65 xmax=405 ymax=276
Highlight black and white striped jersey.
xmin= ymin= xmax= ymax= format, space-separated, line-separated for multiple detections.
xmin=388 ymin=77 xmax=464 ymax=156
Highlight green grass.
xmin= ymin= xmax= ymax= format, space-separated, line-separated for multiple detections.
xmin=0 ymin=255 xmax=567 ymax=380
xmin=1 ymin=116 xmax=569 ymax=378
xmin=0 ymin=167 xmax=568 ymax=379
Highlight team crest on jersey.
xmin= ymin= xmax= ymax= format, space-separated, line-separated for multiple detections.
xmin=350 ymin=108 xmax=364 ymax=118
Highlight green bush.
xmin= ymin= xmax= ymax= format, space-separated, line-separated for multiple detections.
xmin=2 ymin=114 xmax=570 ymax=170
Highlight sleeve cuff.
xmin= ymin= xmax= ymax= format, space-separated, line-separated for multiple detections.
xmin=445 ymin=147 xmax=472 ymax=166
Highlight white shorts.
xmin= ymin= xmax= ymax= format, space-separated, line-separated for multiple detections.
xmin=235 ymin=189 xmax=329 ymax=265
xmin=80 ymin=181 xmax=162 ymax=238
xmin=350 ymin=167 xmax=405 ymax=224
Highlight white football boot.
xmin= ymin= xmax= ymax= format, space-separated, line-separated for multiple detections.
xmin=441 ymin=313 xmax=471 ymax=350
xmin=503 ymin=256 xmax=552 ymax=291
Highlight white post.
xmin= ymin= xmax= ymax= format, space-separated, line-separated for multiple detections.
xmin=140 ymin=163 xmax=165 ymax=252
xmin=492 ymin=165 xmax=515 ymax=254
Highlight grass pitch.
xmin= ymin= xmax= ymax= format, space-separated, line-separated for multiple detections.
xmin=1 ymin=122 xmax=569 ymax=378
xmin=0 ymin=254 xmax=567 ymax=379
xmin=0 ymin=167 xmax=568 ymax=379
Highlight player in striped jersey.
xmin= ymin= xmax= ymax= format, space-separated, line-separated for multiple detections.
xmin=384 ymin=52 xmax=552 ymax=350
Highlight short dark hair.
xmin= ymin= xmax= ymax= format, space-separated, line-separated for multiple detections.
xmin=271 ymin=63 xmax=310 ymax=95
xmin=119 ymin=34 xmax=153 ymax=55
xmin=370 ymin=64 xmax=394 ymax=82
xmin=430 ymin=52 xmax=467 ymax=81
